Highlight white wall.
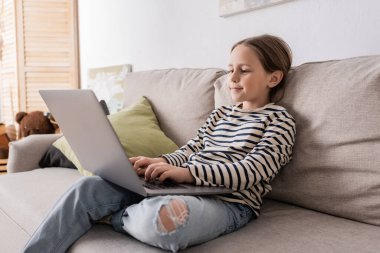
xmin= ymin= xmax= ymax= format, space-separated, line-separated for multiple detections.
xmin=78 ymin=0 xmax=380 ymax=86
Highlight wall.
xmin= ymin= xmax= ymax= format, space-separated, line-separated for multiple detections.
xmin=78 ymin=0 xmax=380 ymax=86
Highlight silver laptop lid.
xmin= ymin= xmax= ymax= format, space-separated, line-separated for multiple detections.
xmin=39 ymin=89 xmax=146 ymax=195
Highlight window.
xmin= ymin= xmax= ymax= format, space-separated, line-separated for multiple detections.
xmin=0 ymin=0 xmax=79 ymax=125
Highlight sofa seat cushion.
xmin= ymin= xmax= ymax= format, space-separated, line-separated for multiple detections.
xmin=1 ymin=169 xmax=379 ymax=252
xmin=69 ymin=199 xmax=380 ymax=253
xmin=0 ymin=168 xmax=82 ymax=236
xmin=0 ymin=209 xmax=30 ymax=253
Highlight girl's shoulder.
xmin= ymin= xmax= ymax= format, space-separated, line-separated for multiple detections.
xmin=267 ymin=103 xmax=294 ymax=117
xmin=265 ymin=103 xmax=293 ymax=116
xmin=265 ymin=104 xmax=296 ymax=128
xmin=210 ymin=105 xmax=235 ymax=117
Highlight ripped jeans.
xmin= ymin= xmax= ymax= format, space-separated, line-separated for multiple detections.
xmin=23 ymin=176 xmax=254 ymax=253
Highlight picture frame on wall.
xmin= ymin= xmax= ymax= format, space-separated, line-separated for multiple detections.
xmin=219 ymin=0 xmax=294 ymax=17
xmin=87 ymin=64 xmax=132 ymax=114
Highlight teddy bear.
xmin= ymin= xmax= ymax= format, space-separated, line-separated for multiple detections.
xmin=0 ymin=123 xmax=10 ymax=159
xmin=15 ymin=111 xmax=59 ymax=139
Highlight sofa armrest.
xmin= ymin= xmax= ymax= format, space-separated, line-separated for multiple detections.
xmin=7 ymin=134 xmax=62 ymax=173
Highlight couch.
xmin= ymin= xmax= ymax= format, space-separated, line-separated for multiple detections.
xmin=1 ymin=55 xmax=380 ymax=253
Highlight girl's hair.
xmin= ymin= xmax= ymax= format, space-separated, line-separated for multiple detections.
xmin=231 ymin=34 xmax=292 ymax=103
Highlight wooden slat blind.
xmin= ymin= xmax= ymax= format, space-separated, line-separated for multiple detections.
xmin=0 ymin=0 xmax=79 ymax=124
xmin=20 ymin=0 xmax=79 ymax=112
xmin=0 ymin=0 xmax=19 ymax=124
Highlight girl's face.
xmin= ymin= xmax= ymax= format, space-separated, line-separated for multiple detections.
xmin=228 ymin=44 xmax=280 ymax=110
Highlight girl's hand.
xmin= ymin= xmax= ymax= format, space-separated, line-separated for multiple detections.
xmin=129 ymin=156 xmax=167 ymax=177
xmin=144 ymin=163 xmax=195 ymax=184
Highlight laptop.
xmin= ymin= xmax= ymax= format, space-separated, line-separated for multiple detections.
xmin=39 ymin=89 xmax=234 ymax=197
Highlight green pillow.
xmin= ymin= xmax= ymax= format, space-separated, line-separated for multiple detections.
xmin=52 ymin=96 xmax=179 ymax=176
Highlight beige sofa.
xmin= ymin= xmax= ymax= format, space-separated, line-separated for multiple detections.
xmin=1 ymin=56 xmax=380 ymax=253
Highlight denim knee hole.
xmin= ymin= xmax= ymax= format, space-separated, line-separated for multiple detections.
xmin=155 ymin=198 xmax=189 ymax=235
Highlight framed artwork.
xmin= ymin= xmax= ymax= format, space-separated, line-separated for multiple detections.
xmin=219 ymin=0 xmax=294 ymax=17
xmin=87 ymin=64 xmax=132 ymax=114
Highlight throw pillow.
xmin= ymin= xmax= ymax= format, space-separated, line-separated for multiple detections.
xmin=122 ymin=68 xmax=225 ymax=146
xmin=39 ymin=96 xmax=179 ymax=176
xmin=213 ymin=74 xmax=234 ymax=108
xmin=266 ymin=56 xmax=380 ymax=226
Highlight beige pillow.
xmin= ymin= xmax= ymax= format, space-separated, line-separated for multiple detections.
xmin=123 ymin=68 xmax=225 ymax=146
xmin=215 ymin=55 xmax=380 ymax=226
xmin=267 ymin=56 xmax=380 ymax=226
xmin=214 ymin=74 xmax=234 ymax=108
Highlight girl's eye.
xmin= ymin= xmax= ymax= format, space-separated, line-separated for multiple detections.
xmin=227 ymin=68 xmax=250 ymax=74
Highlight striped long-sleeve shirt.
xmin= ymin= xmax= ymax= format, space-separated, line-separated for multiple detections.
xmin=162 ymin=103 xmax=296 ymax=217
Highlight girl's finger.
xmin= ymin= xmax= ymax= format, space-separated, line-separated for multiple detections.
xmin=133 ymin=159 xmax=143 ymax=170
xmin=129 ymin=157 xmax=139 ymax=163
xmin=136 ymin=167 xmax=146 ymax=177
xmin=151 ymin=166 xmax=170 ymax=181
xmin=158 ymin=171 xmax=171 ymax=182
xmin=145 ymin=163 xmax=160 ymax=181
xmin=133 ymin=157 xmax=151 ymax=171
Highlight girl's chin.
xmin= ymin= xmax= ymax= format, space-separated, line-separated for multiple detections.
xmin=230 ymin=95 xmax=243 ymax=103
xmin=231 ymin=99 xmax=242 ymax=104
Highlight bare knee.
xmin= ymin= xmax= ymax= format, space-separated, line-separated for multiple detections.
xmin=157 ymin=199 xmax=189 ymax=234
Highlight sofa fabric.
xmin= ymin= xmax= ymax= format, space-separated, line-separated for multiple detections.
xmin=123 ymin=68 xmax=225 ymax=146
xmin=69 ymin=199 xmax=380 ymax=253
xmin=215 ymin=55 xmax=380 ymax=226
xmin=269 ymin=56 xmax=380 ymax=226
xmin=213 ymin=74 xmax=233 ymax=108
xmin=0 ymin=169 xmax=82 ymax=236
xmin=7 ymin=134 xmax=61 ymax=173
xmin=1 ymin=58 xmax=380 ymax=253
xmin=2 ymin=167 xmax=379 ymax=253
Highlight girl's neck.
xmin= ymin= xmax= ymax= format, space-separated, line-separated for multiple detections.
xmin=242 ymin=99 xmax=271 ymax=110
xmin=237 ymin=102 xmax=274 ymax=112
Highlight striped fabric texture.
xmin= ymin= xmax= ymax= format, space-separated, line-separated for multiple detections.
xmin=163 ymin=103 xmax=296 ymax=216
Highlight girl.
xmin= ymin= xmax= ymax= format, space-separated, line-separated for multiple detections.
xmin=23 ymin=34 xmax=296 ymax=253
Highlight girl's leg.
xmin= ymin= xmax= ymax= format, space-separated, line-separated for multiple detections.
xmin=119 ymin=196 xmax=254 ymax=253
xmin=22 ymin=176 xmax=143 ymax=253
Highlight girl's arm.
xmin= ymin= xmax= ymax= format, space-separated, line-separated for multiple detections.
xmin=130 ymin=109 xmax=221 ymax=176
xmin=161 ymin=108 xmax=221 ymax=166
xmin=185 ymin=116 xmax=296 ymax=191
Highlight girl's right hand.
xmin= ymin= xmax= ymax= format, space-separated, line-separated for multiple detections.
xmin=129 ymin=156 xmax=167 ymax=176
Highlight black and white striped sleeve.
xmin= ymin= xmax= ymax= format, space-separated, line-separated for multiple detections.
xmin=185 ymin=115 xmax=296 ymax=191
xmin=162 ymin=109 xmax=220 ymax=167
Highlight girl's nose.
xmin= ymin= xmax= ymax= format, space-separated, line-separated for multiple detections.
xmin=230 ymin=72 xmax=239 ymax=83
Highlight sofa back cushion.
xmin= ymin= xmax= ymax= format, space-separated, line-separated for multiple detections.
xmin=123 ymin=68 xmax=224 ymax=147
xmin=214 ymin=56 xmax=380 ymax=226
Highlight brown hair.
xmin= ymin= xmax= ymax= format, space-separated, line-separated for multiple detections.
xmin=231 ymin=34 xmax=292 ymax=103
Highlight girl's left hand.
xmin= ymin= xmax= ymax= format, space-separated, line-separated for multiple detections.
xmin=144 ymin=162 xmax=195 ymax=184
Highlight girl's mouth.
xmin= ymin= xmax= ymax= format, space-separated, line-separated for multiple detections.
xmin=230 ymin=86 xmax=243 ymax=91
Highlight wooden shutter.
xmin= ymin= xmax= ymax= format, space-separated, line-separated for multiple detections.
xmin=21 ymin=0 xmax=79 ymax=112
xmin=0 ymin=0 xmax=79 ymax=124
xmin=0 ymin=0 xmax=19 ymax=124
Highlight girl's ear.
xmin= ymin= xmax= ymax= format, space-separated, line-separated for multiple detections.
xmin=268 ymin=71 xmax=283 ymax=88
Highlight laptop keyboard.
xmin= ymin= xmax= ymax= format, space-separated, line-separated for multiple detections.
xmin=143 ymin=179 xmax=186 ymax=190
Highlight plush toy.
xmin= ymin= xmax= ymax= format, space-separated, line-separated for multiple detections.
xmin=0 ymin=123 xmax=10 ymax=159
xmin=15 ymin=111 xmax=59 ymax=139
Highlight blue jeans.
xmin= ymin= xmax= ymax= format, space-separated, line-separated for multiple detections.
xmin=23 ymin=176 xmax=254 ymax=253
